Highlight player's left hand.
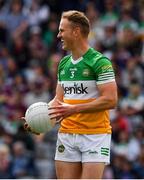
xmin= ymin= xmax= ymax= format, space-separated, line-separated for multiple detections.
xmin=48 ymin=99 xmax=76 ymax=121
xmin=21 ymin=117 xmax=40 ymax=135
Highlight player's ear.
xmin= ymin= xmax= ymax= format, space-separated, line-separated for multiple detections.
xmin=73 ymin=27 xmax=80 ymax=38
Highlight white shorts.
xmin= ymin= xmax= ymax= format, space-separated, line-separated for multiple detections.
xmin=55 ymin=133 xmax=111 ymax=164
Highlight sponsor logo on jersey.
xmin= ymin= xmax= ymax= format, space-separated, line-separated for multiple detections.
xmin=62 ymin=83 xmax=88 ymax=94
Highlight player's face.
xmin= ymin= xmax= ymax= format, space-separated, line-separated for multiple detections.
xmin=57 ymin=18 xmax=75 ymax=51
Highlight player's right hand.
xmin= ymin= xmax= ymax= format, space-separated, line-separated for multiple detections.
xmin=21 ymin=117 xmax=40 ymax=135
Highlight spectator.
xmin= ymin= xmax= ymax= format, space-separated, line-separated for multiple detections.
xmin=10 ymin=35 xmax=29 ymax=70
xmin=28 ymin=26 xmax=48 ymax=67
xmin=0 ymin=144 xmax=13 ymax=178
xmin=23 ymin=78 xmax=52 ymax=107
xmin=119 ymin=82 xmax=144 ymax=128
xmin=24 ymin=0 xmax=50 ymax=27
xmin=11 ymin=141 xmax=38 ymax=178
xmin=120 ymin=57 xmax=144 ymax=89
xmin=101 ymin=0 xmax=119 ymax=27
xmin=5 ymin=0 xmax=29 ymax=41
xmin=86 ymin=2 xmax=104 ymax=47
xmin=133 ymin=153 xmax=144 ymax=178
xmin=0 ymin=0 xmax=9 ymax=45
xmin=43 ymin=18 xmax=58 ymax=51
xmin=112 ymin=130 xmax=141 ymax=161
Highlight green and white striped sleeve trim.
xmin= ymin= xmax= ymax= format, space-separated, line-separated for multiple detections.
xmin=97 ymin=71 xmax=115 ymax=84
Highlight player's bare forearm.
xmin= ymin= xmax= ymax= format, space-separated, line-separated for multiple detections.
xmin=75 ymin=95 xmax=117 ymax=113
xmin=75 ymin=82 xmax=117 ymax=113
xmin=48 ymin=94 xmax=117 ymax=120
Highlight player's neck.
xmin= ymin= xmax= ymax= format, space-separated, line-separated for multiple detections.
xmin=71 ymin=42 xmax=90 ymax=60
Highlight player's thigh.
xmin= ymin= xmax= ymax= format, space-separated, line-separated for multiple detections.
xmin=81 ymin=162 xmax=105 ymax=179
xmin=55 ymin=160 xmax=82 ymax=179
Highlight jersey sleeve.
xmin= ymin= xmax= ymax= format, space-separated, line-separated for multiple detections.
xmin=57 ymin=60 xmax=63 ymax=84
xmin=57 ymin=55 xmax=71 ymax=84
xmin=94 ymin=57 xmax=115 ymax=85
xmin=57 ymin=64 xmax=61 ymax=84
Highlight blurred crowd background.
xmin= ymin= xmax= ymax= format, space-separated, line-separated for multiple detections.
xmin=0 ymin=0 xmax=144 ymax=178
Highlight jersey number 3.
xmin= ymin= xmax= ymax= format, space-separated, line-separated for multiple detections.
xmin=70 ymin=71 xmax=75 ymax=78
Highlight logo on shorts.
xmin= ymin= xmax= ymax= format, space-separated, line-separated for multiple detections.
xmin=58 ymin=144 xmax=65 ymax=153
xmin=101 ymin=147 xmax=109 ymax=156
xmin=88 ymin=150 xmax=98 ymax=154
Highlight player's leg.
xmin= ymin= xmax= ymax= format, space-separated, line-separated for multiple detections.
xmin=55 ymin=161 xmax=82 ymax=179
xmin=55 ymin=133 xmax=82 ymax=179
xmin=81 ymin=134 xmax=111 ymax=179
xmin=81 ymin=162 xmax=105 ymax=179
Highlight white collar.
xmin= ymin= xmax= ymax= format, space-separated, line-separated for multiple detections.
xmin=71 ymin=56 xmax=83 ymax=64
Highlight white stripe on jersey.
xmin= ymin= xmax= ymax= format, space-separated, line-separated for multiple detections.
xmin=97 ymin=79 xmax=115 ymax=85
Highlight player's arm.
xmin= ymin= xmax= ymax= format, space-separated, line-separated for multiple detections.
xmin=75 ymin=81 xmax=117 ymax=113
xmin=78 ymin=57 xmax=118 ymax=112
xmin=48 ymin=83 xmax=64 ymax=106
xmin=21 ymin=117 xmax=40 ymax=135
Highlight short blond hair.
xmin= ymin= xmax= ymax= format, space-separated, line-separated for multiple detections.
xmin=62 ymin=10 xmax=90 ymax=37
